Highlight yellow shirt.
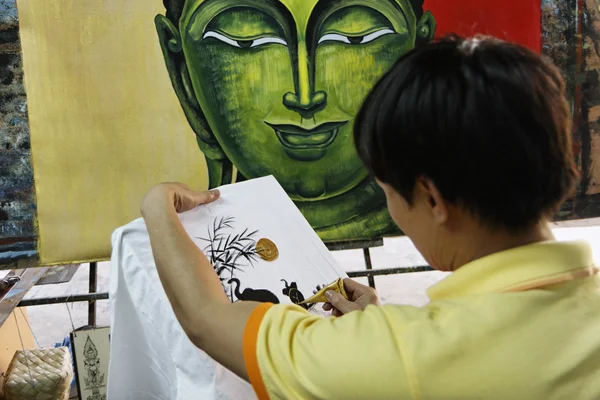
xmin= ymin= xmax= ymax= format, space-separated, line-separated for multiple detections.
xmin=243 ymin=240 xmax=600 ymax=400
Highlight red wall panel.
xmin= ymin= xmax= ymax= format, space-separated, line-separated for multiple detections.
xmin=424 ymin=0 xmax=541 ymax=52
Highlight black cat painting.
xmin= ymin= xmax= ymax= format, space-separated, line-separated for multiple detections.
xmin=228 ymin=278 xmax=280 ymax=304
xmin=281 ymin=279 xmax=322 ymax=310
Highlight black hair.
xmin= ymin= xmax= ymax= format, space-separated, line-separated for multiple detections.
xmin=354 ymin=35 xmax=578 ymax=231
xmin=410 ymin=0 xmax=425 ymax=19
xmin=163 ymin=0 xmax=425 ymax=23
xmin=163 ymin=0 xmax=184 ymax=23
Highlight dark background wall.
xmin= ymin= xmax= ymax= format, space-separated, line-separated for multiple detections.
xmin=0 ymin=0 xmax=35 ymax=254
xmin=543 ymin=0 xmax=600 ymax=219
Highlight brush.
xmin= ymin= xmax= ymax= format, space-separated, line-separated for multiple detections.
xmin=298 ymin=278 xmax=348 ymax=305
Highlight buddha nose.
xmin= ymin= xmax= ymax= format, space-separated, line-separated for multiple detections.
xmin=282 ymin=91 xmax=327 ymax=120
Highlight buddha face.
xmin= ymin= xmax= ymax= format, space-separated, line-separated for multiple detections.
xmin=159 ymin=0 xmax=434 ymax=201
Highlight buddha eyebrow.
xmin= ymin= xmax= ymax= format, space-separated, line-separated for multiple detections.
xmin=187 ymin=0 xmax=295 ymax=39
xmin=312 ymin=0 xmax=410 ymax=20
xmin=209 ymin=2 xmax=295 ymax=36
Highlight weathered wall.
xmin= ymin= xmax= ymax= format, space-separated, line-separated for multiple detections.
xmin=0 ymin=0 xmax=35 ymax=253
xmin=543 ymin=0 xmax=600 ymax=219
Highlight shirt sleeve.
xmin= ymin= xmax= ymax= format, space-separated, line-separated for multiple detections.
xmin=243 ymin=302 xmax=423 ymax=400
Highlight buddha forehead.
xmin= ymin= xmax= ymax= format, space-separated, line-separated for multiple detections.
xmin=181 ymin=0 xmax=414 ymax=29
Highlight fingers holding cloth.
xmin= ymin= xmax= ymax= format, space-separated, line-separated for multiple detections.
xmin=141 ymin=182 xmax=221 ymax=216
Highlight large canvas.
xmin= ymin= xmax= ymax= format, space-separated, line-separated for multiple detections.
xmin=1 ymin=0 xmax=596 ymax=266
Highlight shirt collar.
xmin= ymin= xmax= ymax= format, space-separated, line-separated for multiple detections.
xmin=427 ymin=240 xmax=597 ymax=301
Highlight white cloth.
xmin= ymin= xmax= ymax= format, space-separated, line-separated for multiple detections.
xmin=108 ymin=176 xmax=346 ymax=399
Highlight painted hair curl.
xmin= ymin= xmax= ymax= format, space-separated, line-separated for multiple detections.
xmin=163 ymin=0 xmax=426 ymax=23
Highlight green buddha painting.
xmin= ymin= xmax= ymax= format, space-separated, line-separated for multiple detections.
xmin=156 ymin=0 xmax=435 ymax=241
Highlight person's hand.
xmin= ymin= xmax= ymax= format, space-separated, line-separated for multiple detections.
xmin=323 ymin=278 xmax=380 ymax=316
xmin=141 ymin=183 xmax=220 ymax=216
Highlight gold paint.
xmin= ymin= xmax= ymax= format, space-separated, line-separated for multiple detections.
xmin=256 ymin=238 xmax=279 ymax=262
xmin=299 ymin=278 xmax=348 ymax=304
xmin=17 ymin=0 xmax=208 ymax=265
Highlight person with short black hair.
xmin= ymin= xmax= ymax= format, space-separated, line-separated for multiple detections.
xmin=355 ymin=34 xmax=577 ymax=234
xmin=140 ymin=35 xmax=600 ymax=399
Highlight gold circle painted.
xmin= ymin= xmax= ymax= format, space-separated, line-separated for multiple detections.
xmin=256 ymin=238 xmax=279 ymax=262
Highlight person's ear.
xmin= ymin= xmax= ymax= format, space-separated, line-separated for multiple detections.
xmin=416 ymin=11 xmax=436 ymax=43
xmin=416 ymin=177 xmax=448 ymax=224
xmin=154 ymin=15 xmax=232 ymax=187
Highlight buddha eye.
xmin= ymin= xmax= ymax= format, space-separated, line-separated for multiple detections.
xmin=203 ymin=31 xmax=287 ymax=48
xmin=318 ymin=28 xmax=395 ymax=45
xmin=250 ymin=37 xmax=288 ymax=47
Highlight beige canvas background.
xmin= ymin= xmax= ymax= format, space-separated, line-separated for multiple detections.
xmin=18 ymin=0 xmax=208 ymax=265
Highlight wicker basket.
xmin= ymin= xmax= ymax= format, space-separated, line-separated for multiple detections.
xmin=2 ymin=347 xmax=73 ymax=400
